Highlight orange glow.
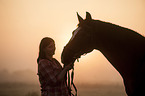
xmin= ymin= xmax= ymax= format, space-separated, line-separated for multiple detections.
xmin=0 ymin=0 xmax=145 ymax=84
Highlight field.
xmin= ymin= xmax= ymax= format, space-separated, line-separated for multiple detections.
xmin=0 ymin=83 xmax=127 ymax=96
xmin=0 ymin=83 xmax=40 ymax=96
xmin=77 ymin=84 xmax=126 ymax=96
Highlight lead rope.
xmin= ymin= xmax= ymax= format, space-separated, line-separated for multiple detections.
xmin=67 ymin=68 xmax=77 ymax=96
xmin=67 ymin=59 xmax=79 ymax=96
xmin=67 ymin=70 xmax=71 ymax=95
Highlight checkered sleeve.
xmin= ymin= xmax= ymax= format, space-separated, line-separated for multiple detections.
xmin=39 ymin=59 xmax=58 ymax=85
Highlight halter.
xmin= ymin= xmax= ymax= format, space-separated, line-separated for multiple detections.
xmin=66 ymin=23 xmax=96 ymax=60
xmin=65 ymin=24 xmax=95 ymax=96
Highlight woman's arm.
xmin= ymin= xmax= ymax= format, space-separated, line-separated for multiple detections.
xmin=57 ymin=64 xmax=73 ymax=82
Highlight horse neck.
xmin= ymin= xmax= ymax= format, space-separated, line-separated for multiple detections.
xmin=93 ymin=20 xmax=145 ymax=51
xmin=92 ymin=20 xmax=145 ymax=77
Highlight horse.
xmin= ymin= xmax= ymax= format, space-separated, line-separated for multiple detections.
xmin=61 ymin=12 xmax=145 ymax=96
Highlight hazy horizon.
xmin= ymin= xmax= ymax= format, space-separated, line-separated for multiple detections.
xmin=0 ymin=68 xmax=123 ymax=85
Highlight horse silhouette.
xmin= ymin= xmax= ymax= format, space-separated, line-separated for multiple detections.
xmin=61 ymin=12 xmax=145 ymax=96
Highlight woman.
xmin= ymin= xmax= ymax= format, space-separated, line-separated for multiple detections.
xmin=37 ymin=37 xmax=73 ymax=96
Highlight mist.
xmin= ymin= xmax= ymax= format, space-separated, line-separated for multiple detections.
xmin=0 ymin=1 xmax=145 ymax=95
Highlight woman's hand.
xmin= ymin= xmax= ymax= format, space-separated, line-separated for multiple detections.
xmin=64 ymin=63 xmax=74 ymax=71
xmin=57 ymin=63 xmax=74 ymax=82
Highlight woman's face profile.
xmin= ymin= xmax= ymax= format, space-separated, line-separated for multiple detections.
xmin=44 ymin=41 xmax=56 ymax=56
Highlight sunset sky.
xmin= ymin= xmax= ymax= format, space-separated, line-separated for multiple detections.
xmin=0 ymin=0 xmax=145 ymax=84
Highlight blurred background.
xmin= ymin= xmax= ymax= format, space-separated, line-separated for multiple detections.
xmin=0 ymin=0 xmax=145 ymax=96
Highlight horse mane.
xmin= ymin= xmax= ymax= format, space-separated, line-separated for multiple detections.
xmin=93 ymin=20 xmax=145 ymax=39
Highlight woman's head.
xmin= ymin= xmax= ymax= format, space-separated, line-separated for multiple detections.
xmin=38 ymin=37 xmax=55 ymax=62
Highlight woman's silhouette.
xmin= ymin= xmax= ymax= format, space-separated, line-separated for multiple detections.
xmin=37 ymin=37 xmax=73 ymax=96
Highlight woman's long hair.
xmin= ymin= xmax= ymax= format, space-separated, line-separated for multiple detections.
xmin=37 ymin=37 xmax=54 ymax=63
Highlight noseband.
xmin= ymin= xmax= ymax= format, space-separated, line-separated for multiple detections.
xmin=63 ymin=46 xmax=80 ymax=62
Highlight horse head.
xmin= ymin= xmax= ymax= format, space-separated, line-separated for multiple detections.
xmin=61 ymin=12 xmax=96 ymax=65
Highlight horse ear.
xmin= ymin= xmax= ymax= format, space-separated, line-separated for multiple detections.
xmin=77 ymin=12 xmax=84 ymax=23
xmin=86 ymin=12 xmax=92 ymax=20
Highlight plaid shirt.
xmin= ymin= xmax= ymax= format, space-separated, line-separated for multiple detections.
xmin=38 ymin=58 xmax=69 ymax=96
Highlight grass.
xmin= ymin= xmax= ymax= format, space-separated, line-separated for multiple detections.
xmin=25 ymin=91 xmax=39 ymax=96
xmin=0 ymin=82 xmax=126 ymax=96
xmin=77 ymin=84 xmax=126 ymax=96
xmin=0 ymin=82 xmax=40 ymax=96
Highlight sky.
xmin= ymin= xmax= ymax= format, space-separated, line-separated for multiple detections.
xmin=0 ymin=0 xmax=145 ymax=84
